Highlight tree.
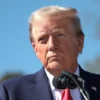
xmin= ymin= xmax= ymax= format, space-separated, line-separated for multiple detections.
xmin=0 ymin=72 xmax=23 ymax=82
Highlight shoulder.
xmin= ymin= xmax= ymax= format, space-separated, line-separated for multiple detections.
xmin=80 ymin=67 xmax=100 ymax=77
xmin=0 ymin=74 xmax=34 ymax=100
xmin=0 ymin=68 xmax=45 ymax=100
xmin=80 ymin=67 xmax=100 ymax=83
xmin=0 ymin=67 xmax=45 ymax=88
xmin=0 ymin=74 xmax=33 ymax=88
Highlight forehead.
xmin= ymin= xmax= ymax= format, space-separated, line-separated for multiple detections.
xmin=32 ymin=17 xmax=74 ymax=38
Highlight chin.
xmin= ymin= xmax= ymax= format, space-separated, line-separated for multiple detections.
xmin=46 ymin=62 xmax=63 ymax=73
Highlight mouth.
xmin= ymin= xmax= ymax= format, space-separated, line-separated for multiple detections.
xmin=49 ymin=56 xmax=57 ymax=59
xmin=47 ymin=56 xmax=59 ymax=62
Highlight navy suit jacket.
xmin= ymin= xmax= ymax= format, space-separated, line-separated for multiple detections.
xmin=0 ymin=67 xmax=100 ymax=100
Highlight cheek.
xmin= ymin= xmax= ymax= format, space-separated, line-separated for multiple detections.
xmin=62 ymin=40 xmax=78 ymax=56
xmin=37 ymin=46 xmax=48 ymax=62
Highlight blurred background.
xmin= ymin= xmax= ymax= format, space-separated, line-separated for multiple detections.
xmin=0 ymin=0 xmax=100 ymax=82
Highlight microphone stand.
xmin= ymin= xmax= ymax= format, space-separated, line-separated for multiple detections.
xmin=61 ymin=71 xmax=90 ymax=100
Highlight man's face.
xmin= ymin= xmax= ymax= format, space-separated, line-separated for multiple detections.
xmin=32 ymin=17 xmax=84 ymax=76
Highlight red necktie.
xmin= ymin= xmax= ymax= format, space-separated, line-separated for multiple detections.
xmin=61 ymin=89 xmax=72 ymax=100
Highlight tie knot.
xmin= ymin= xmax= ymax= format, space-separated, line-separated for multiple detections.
xmin=61 ymin=89 xmax=72 ymax=100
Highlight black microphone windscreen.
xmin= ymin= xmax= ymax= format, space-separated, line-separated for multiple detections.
xmin=52 ymin=75 xmax=66 ymax=89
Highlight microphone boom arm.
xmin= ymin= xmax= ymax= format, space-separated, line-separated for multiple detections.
xmin=62 ymin=71 xmax=90 ymax=100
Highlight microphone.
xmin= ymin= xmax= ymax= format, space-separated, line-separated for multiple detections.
xmin=52 ymin=71 xmax=83 ymax=89
xmin=52 ymin=71 xmax=90 ymax=100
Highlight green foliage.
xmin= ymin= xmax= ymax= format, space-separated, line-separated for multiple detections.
xmin=0 ymin=72 xmax=23 ymax=82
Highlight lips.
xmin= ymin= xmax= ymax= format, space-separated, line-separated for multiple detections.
xmin=50 ymin=56 xmax=57 ymax=59
xmin=47 ymin=55 xmax=59 ymax=62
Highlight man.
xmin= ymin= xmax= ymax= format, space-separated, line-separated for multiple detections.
xmin=0 ymin=6 xmax=100 ymax=100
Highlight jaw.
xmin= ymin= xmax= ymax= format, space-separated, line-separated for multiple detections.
xmin=44 ymin=60 xmax=78 ymax=76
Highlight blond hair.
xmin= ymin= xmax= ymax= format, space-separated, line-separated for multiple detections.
xmin=29 ymin=6 xmax=84 ymax=43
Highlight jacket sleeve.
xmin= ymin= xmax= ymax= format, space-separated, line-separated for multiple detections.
xmin=0 ymin=83 xmax=8 ymax=100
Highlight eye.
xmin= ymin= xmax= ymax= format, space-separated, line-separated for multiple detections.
xmin=57 ymin=33 xmax=65 ymax=37
xmin=39 ymin=37 xmax=45 ymax=41
xmin=38 ymin=36 xmax=48 ymax=44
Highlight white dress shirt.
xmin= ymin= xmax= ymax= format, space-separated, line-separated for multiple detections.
xmin=45 ymin=66 xmax=82 ymax=100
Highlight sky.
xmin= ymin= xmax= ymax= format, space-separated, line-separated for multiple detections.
xmin=0 ymin=0 xmax=100 ymax=78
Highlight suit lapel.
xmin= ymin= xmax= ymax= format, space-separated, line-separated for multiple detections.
xmin=29 ymin=68 xmax=54 ymax=100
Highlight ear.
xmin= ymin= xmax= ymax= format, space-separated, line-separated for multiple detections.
xmin=77 ymin=35 xmax=84 ymax=53
xmin=32 ymin=43 xmax=40 ymax=59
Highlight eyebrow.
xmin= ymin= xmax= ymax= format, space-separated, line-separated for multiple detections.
xmin=38 ymin=27 xmax=66 ymax=36
xmin=51 ymin=28 xmax=65 ymax=33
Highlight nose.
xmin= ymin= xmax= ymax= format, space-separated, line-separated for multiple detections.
xmin=48 ymin=36 xmax=57 ymax=51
